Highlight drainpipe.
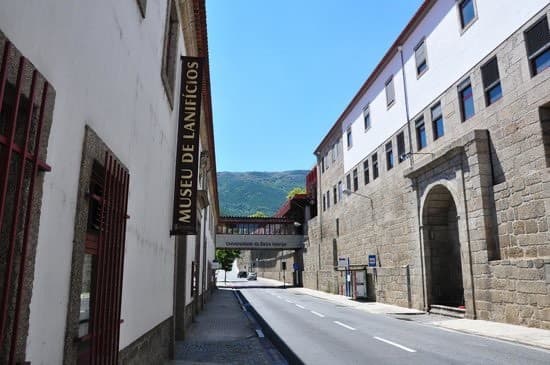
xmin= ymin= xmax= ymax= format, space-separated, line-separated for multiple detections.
xmin=316 ymin=154 xmax=322 ymax=290
xmin=398 ymin=46 xmax=414 ymax=168
xmin=399 ymin=45 xmax=426 ymax=310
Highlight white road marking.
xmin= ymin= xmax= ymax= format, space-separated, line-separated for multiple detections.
xmin=256 ymin=329 xmax=265 ymax=338
xmin=310 ymin=311 xmax=325 ymax=318
xmin=334 ymin=321 xmax=356 ymax=331
xmin=295 ymin=304 xmax=305 ymax=309
xmin=285 ymin=299 xmax=294 ymax=303
xmin=373 ymin=336 xmax=417 ymax=353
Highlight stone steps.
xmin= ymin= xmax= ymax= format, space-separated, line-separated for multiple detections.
xmin=429 ymin=304 xmax=466 ymax=318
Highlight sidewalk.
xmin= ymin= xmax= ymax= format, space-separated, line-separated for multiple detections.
xmin=169 ymin=287 xmax=284 ymax=365
xmin=259 ymin=277 xmax=550 ymax=351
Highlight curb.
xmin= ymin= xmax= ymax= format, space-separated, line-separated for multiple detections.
xmin=429 ymin=322 xmax=550 ymax=352
xmin=234 ymin=290 xmax=305 ymax=365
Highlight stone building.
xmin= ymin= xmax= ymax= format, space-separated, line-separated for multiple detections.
xmin=0 ymin=0 xmax=218 ymax=363
xmin=304 ymin=0 xmax=550 ymax=329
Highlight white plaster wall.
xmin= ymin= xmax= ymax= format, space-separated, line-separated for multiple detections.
xmin=403 ymin=0 xmax=549 ymax=117
xmin=342 ymin=0 xmax=548 ymax=173
xmin=0 ymin=0 xmax=184 ymax=362
xmin=343 ymin=54 xmax=407 ymax=172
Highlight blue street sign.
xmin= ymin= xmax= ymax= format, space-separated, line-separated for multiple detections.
xmin=293 ymin=263 xmax=300 ymax=271
xmin=368 ymin=255 xmax=377 ymax=267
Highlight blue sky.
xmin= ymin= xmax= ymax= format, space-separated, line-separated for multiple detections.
xmin=206 ymin=0 xmax=424 ymax=172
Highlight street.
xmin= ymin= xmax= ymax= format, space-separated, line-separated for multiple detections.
xmin=232 ymin=279 xmax=550 ymax=365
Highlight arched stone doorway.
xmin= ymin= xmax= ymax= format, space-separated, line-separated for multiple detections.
xmin=422 ymin=185 xmax=464 ymax=308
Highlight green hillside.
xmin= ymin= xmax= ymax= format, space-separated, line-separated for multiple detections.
xmin=217 ymin=170 xmax=309 ymax=216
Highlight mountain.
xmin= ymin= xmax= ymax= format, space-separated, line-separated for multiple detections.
xmin=217 ymin=170 xmax=309 ymax=216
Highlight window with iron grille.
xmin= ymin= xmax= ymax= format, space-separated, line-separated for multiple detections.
xmin=352 ymin=169 xmax=358 ymax=191
xmin=458 ymin=78 xmax=475 ymax=121
xmin=0 ymin=33 xmax=54 ymax=364
xmin=372 ymin=153 xmax=379 ymax=180
xmin=524 ymin=16 xmax=549 ymax=77
xmin=415 ymin=39 xmax=428 ymax=76
xmin=481 ymin=57 xmax=502 ymax=106
xmin=346 ymin=174 xmax=351 ymax=190
xmin=397 ymin=132 xmax=406 ymax=162
xmin=416 ymin=117 xmax=427 ymax=150
xmin=161 ymin=0 xmax=179 ymax=106
xmin=385 ymin=76 xmax=395 ymax=107
xmin=363 ymin=161 xmax=370 ymax=185
xmin=385 ymin=142 xmax=394 ymax=170
xmin=431 ymin=102 xmax=444 ymax=140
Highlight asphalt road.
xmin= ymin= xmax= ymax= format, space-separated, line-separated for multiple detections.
xmin=235 ymin=279 xmax=550 ymax=365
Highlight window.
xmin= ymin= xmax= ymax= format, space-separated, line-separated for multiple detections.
xmin=72 ymin=136 xmax=130 ymax=362
xmin=161 ymin=0 xmax=179 ymax=106
xmin=346 ymin=174 xmax=351 ymax=190
xmin=385 ymin=76 xmax=395 ymax=107
xmin=352 ymin=169 xmax=358 ymax=191
xmin=325 ymin=153 xmax=330 ymax=170
xmin=416 ymin=117 xmax=427 ymax=150
xmin=363 ymin=105 xmax=371 ymax=131
xmin=333 ymin=185 xmax=337 ymax=205
xmin=481 ymin=57 xmax=502 ymax=106
xmin=338 ymin=181 xmax=343 ymax=201
xmin=372 ymin=153 xmax=379 ymax=180
xmin=326 ymin=191 xmax=331 ymax=208
xmin=332 ymin=144 xmax=336 ymax=162
xmin=336 ymin=219 xmax=340 ymax=237
xmin=415 ymin=39 xmax=428 ymax=76
xmin=321 ymin=156 xmax=325 ymax=173
xmin=459 ymin=0 xmax=476 ymax=29
xmin=397 ymin=132 xmax=406 ymax=162
xmin=363 ymin=161 xmax=370 ymax=184
xmin=323 ymin=195 xmax=326 ymax=211
xmin=458 ymin=78 xmax=475 ymax=121
xmin=136 ymin=0 xmax=147 ymax=17
xmin=386 ymin=142 xmax=394 ymax=170
xmin=525 ymin=16 xmax=550 ymax=77
xmin=431 ymin=103 xmax=444 ymax=140
xmin=0 ymin=38 xmax=55 ymax=362
xmin=347 ymin=128 xmax=353 ymax=149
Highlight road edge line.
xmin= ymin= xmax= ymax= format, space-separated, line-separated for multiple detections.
xmin=235 ymin=290 xmax=305 ymax=365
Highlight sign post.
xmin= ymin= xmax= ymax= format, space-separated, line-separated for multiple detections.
xmin=282 ymin=261 xmax=287 ymax=288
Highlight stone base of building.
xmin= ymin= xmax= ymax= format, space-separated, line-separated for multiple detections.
xmin=119 ymin=317 xmax=173 ymax=364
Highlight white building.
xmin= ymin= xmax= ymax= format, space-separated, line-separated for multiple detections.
xmin=308 ymin=0 xmax=550 ymax=328
xmin=0 ymin=0 xmax=218 ymax=363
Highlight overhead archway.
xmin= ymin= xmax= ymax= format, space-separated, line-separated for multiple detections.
xmin=422 ymin=185 xmax=464 ymax=308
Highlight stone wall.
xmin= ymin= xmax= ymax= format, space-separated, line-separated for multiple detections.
xmin=118 ymin=317 xmax=173 ymax=365
xmin=304 ymin=7 xmax=550 ymax=328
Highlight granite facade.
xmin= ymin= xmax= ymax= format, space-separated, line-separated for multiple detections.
xmin=304 ymin=8 xmax=550 ymax=329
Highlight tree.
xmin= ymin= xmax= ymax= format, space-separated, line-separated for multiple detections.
xmin=287 ymin=186 xmax=306 ymax=199
xmin=215 ymin=249 xmax=241 ymax=283
xmin=249 ymin=211 xmax=267 ymax=218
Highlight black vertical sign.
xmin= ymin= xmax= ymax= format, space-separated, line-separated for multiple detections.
xmin=171 ymin=56 xmax=203 ymax=235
